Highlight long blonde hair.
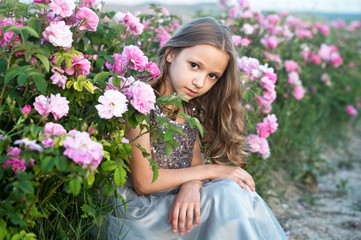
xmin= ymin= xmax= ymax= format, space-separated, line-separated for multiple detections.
xmin=150 ymin=17 xmax=249 ymax=167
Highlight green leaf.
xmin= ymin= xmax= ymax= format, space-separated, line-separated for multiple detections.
xmin=56 ymin=56 xmax=64 ymax=66
xmin=4 ymin=25 xmax=20 ymax=34
xmin=65 ymin=56 xmax=72 ymax=70
xmin=4 ymin=68 xmax=20 ymax=83
xmin=73 ymin=81 xmax=83 ymax=92
xmin=69 ymin=178 xmax=81 ymax=196
xmin=165 ymin=142 xmax=173 ymax=157
xmin=94 ymin=71 xmax=110 ymax=84
xmin=0 ymin=59 xmax=7 ymax=74
xmin=194 ymin=118 xmax=204 ymax=137
xmin=114 ymin=167 xmax=126 ymax=187
xmin=164 ymin=128 xmax=174 ymax=142
xmin=17 ymin=72 xmax=29 ymax=85
xmin=36 ymin=54 xmax=50 ymax=72
xmin=41 ymin=156 xmax=54 ymax=173
xmin=102 ymin=181 xmax=115 ymax=197
xmin=55 ymin=156 xmax=67 ymax=172
xmin=83 ymin=80 xmax=94 ymax=94
xmin=101 ymin=160 xmax=117 ymax=171
xmin=21 ymin=26 xmax=39 ymax=38
xmin=87 ymin=172 xmax=95 ymax=186
xmin=19 ymin=180 xmax=34 ymax=194
xmin=32 ymin=75 xmax=47 ymax=94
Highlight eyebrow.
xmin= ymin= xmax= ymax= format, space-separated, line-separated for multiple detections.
xmin=189 ymin=58 xmax=223 ymax=76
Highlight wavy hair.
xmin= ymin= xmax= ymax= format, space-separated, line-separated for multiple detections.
xmin=149 ymin=17 xmax=249 ymax=167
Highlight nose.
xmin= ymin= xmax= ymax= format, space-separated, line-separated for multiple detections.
xmin=192 ymin=75 xmax=206 ymax=88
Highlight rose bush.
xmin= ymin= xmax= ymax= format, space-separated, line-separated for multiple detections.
xmin=0 ymin=0 xmax=360 ymax=238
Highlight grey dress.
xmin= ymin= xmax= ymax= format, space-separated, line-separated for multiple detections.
xmin=105 ymin=106 xmax=287 ymax=240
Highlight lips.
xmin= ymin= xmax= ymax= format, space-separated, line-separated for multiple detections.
xmin=186 ymin=88 xmax=197 ymax=96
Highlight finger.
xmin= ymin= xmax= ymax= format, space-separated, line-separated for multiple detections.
xmin=171 ymin=206 xmax=179 ymax=233
xmin=194 ymin=203 xmax=201 ymax=227
xmin=178 ymin=206 xmax=187 ymax=235
xmin=236 ymin=179 xmax=248 ymax=191
xmin=168 ymin=204 xmax=174 ymax=224
xmin=186 ymin=207 xmax=194 ymax=233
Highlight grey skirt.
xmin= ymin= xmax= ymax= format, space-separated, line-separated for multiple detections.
xmin=104 ymin=178 xmax=287 ymax=240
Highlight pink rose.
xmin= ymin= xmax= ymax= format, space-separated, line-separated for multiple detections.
xmin=2 ymin=147 xmax=27 ymax=173
xmin=95 ymin=90 xmax=128 ymax=119
xmin=262 ymin=35 xmax=279 ymax=49
xmin=76 ymin=7 xmax=99 ymax=31
xmin=288 ymin=72 xmax=301 ymax=86
xmin=146 ymin=62 xmax=161 ymax=80
xmin=64 ymin=55 xmax=91 ymax=77
xmin=264 ymin=72 xmax=277 ymax=84
xmin=49 ymin=93 xmax=69 ymax=120
xmin=292 ymin=86 xmax=306 ymax=100
xmin=40 ymin=122 xmax=67 ymax=147
xmin=156 ymin=26 xmax=171 ymax=47
xmin=34 ymin=95 xmax=51 ymax=117
xmin=49 ymin=0 xmax=75 ymax=18
xmin=284 ymin=60 xmax=301 ymax=73
xmin=63 ymin=130 xmax=103 ymax=168
xmin=112 ymin=53 xmax=126 ymax=74
xmin=127 ymin=81 xmax=156 ymax=114
xmin=247 ymin=134 xmax=270 ymax=159
xmin=80 ymin=0 xmax=95 ymax=8
xmin=346 ymin=105 xmax=357 ymax=116
xmin=50 ymin=73 xmax=67 ymax=89
xmin=114 ymin=12 xmax=144 ymax=35
xmin=121 ymin=45 xmax=148 ymax=72
xmin=42 ymin=21 xmax=73 ymax=48
xmin=256 ymin=114 xmax=278 ymax=138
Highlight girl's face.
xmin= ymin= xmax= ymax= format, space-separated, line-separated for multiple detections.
xmin=164 ymin=44 xmax=229 ymax=100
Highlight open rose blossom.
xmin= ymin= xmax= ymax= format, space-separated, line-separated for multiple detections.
xmin=127 ymin=81 xmax=156 ymax=114
xmin=114 ymin=12 xmax=144 ymax=35
xmin=292 ymin=85 xmax=306 ymax=100
xmin=76 ymin=7 xmax=99 ymax=31
xmin=146 ymin=62 xmax=161 ymax=80
xmin=40 ymin=122 xmax=67 ymax=147
xmin=63 ymin=130 xmax=103 ymax=168
xmin=33 ymin=94 xmax=69 ymax=120
xmin=121 ymin=45 xmax=148 ymax=72
xmin=64 ymin=55 xmax=91 ymax=77
xmin=42 ymin=21 xmax=73 ymax=48
xmin=256 ymin=114 xmax=278 ymax=138
xmin=49 ymin=0 xmax=76 ymax=18
xmin=95 ymin=90 xmax=128 ymax=119
xmin=247 ymin=134 xmax=270 ymax=159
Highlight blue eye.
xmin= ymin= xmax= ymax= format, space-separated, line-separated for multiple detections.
xmin=190 ymin=62 xmax=198 ymax=69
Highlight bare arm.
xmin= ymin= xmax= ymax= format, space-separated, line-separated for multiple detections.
xmin=126 ymin=122 xmax=255 ymax=195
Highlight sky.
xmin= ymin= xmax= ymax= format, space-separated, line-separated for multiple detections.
xmin=104 ymin=0 xmax=361 ymax=14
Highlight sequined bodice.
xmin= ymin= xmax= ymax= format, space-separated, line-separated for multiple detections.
xmin=149 ymin=105 xmax=197 ymax=169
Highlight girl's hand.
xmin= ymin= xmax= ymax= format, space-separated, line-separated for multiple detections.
xmin=168 ymin=181 xmax=202 ymax=235
xmin=212 ymin=165 xmax=256 ymax=191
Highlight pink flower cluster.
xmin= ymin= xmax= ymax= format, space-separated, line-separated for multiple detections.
xmin=156 ymin=26 xmax=171 ymax=47
xmin=256 ymin=114 xmax=278 ymax=138
xmin=42 ymin=21 xmax=73 ymax=48
xmin=0 ymin=17 xmax=22 ymax=47
xmin=14 ymin=138 xmax=43 ymax=152
xmin=2 ymin=147 xmax=34 ymax=173
xmin=261 ymin=35 xmax=279 ymax=49
xmin=284 ymin=59 xmax=305 ymax=100
xmin=95 ymin=90 xmax=128 ymax=119
xmin=114 ymin=12 xmax=144 ymax=35
xmin=126 ymin=81 xmax=156 ymax=114
xmin=318 ymin=44 xmax=343 ymax=67
xmin=146 ymin=62 xmax=161 ymax=80
xmin=112 ymin=45 xmax=148 ymax=74
xmin=63 ymin=130 xmax=103 ymax=169
xmin=237 ymin=56 xmax=261 ymax=80
xmin=232 ymin=35 xmax=252 ymax=47
xmin=40 ymin=122 xmax=67 ymax=147
xmin=33 ymin=93 xmax=69 ymax=120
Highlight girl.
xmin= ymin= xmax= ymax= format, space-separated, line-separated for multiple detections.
xmin=105 ymin=17 xmax=287 ymax=240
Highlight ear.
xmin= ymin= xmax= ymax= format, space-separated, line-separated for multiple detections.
xmin=165 ymin=48 xmax=173 ymax=63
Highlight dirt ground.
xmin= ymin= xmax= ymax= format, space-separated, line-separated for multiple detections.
xmin=270 ymin=125 xmax=361 ymax=240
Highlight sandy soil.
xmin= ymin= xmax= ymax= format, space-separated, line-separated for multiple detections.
xmin=270 ymin=126 xmax=361 ymax=240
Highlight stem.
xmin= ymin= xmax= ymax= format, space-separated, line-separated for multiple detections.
xmin=40 ymin=180 xmax=64 ymax=206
